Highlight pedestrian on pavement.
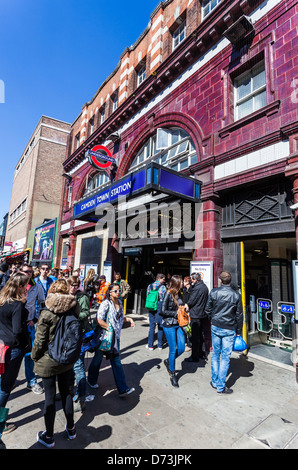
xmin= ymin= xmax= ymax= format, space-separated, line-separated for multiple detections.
xmin=160 ymin=274 xmax=185 ymax=388
xmin=0 ymin=272 xmax=30 ymax=449
xmin=49 ymin=268 xmax=59 ymax=282
xmin=67 ymin=276 xmax=92 ymax=412
xmin=95 ymin=275 xmax=110 ymax=305
xmin=205 ymin=271 xmax=243 ymax=394
xmin=182 ymin=276 xmax=192 ymax=351
xmin=83 ymin=268 xmax=97 ymax=308
xmin=114 ymin=272 xmax=131 ymax=300
xmin=37 ymin=264 xmax=53 ymax=297
xmin=20 ymin=264 xmax=45 ymax=395
xmin=146 ymin=273 xmax=167 ymax=351
xmin=87 ymin=283 xmax=135 ymax=397
xmin=31 ymin=279 xmax=79 ymax=448
xmin=184 ymin=272 xmax=209 ymax=363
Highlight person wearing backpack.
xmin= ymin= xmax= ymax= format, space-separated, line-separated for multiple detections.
xmin=67 ymin=276 xmax=93 ymax=413
xmin=31 ymin=279 xmax=80 ymax=448
xmin=145 ymin=274 xmax=167 ymax=351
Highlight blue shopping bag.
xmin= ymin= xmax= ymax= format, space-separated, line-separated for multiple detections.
xmin=233 ymin=335 xmax=247 ymax=352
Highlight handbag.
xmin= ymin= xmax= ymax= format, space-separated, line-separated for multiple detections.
xmin=177 ymin=305 xmax=190 ymax=327
xmin=233 ymin=335 xmax=247 ymax=352
xmin=98 ymin=309 xmax=113 ymax=352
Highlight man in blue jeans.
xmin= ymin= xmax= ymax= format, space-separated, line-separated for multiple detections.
xmin=146 ymin=274 xmax=167 ymax=351
xmin=205 ymin=271 xmax=243 ymax=394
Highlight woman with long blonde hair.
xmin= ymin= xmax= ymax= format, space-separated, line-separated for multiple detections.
xmin=0 ymin=272 xmax=30 ymax=449
xmin=160 ymin=275 xmax=185 ymax=388
xmin=83 ymin=268 xmax=97 ymax=307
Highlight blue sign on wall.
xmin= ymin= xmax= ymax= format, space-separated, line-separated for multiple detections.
xmin=73 ymin=163 xmax=201 ymax=219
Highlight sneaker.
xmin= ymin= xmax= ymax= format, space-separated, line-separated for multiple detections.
xmin=158 ymin=347 xmax=163 ymax=350
xmin=87 ymin=380 xmax=99 ymax=389
xmin=119 ymin=387 xmax=135 ymax=397
xmin=146 ymin=345 xmax=154 ymax=351
xmin=2 ymin=423 xmax=16 ymax=435
xmin=210 ymin=381 xmax=217 ymax=391
xmin=37 ymin=431 xmax=55 ymax=448
xmin=65 ymin=425 xmax=76 ymax=440
xmin=27 ymin=383 xmax=44 ymax=395
xmin=217 ymin=387 xmax=233 ymax=394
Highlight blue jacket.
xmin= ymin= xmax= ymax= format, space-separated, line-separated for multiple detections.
xmin=26 ymin=279 xmax=45 ymax=322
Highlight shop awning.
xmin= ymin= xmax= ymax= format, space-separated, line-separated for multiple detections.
xmin=0 ymin=249 xmax=30 ymax=264
xmin=73 ymin=162 xmax=201 ymax=222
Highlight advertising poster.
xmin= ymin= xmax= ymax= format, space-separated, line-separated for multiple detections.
xmin=33 ymin=219 xmax=56 ymax=263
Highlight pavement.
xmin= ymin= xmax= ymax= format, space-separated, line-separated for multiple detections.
xmin=3 ymin=312 xmax=298 ymax=453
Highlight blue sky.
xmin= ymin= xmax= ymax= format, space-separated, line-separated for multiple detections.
xmin=0 ymin=0 xmax=160 ymax=222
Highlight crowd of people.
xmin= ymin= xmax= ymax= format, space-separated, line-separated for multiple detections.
xmin=0 ymin=259 xmax=243 ymax=449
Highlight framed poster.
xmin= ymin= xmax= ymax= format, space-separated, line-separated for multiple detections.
xmin=190 ymin=261 xmax=213 ymax=291
xmin=33 ymin=219 xmax=57 ymax=263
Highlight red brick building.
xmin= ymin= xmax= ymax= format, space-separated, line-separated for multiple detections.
xmin=59 ymin=0 xmax=298 ymax=354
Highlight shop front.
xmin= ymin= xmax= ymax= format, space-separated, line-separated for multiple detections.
xmin=73 ymin=161 xmax=202 ymax=312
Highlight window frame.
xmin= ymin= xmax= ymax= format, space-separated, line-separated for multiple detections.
xmin=234 ymin=60 xmax=266 ymax=121
xmin=172 ymin=21 xmax=186 ymax=50
xmin=201 ymin=0 xmax=221 ymax=20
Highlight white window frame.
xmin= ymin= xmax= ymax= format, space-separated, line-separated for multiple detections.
xmin=100 ymin=109 xmax=105 ymax=125
xmin=202 ymin=0 xmax=221 ymax=19
xmin=112 ymin=94 xmax=118 ymax=112
xmin=137 ymin=66 xmax=146 ymax=87
xmin=234 ymin=60 xmax=266 ymax=121
xmin=172 ymin=21 xmax=186 ymax=50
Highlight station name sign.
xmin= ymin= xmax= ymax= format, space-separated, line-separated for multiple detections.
xmin=73 ymin=163 xmax=201 ymax=219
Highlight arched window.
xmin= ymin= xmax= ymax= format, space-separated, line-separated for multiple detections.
xmin=130 ymin=127 xmax=197 ymax=172
xmin=84 ymin=172 xmax=109 ymax=196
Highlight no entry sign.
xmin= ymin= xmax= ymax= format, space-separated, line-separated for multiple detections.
xmin=86 ymin=145 xmax=115 ymax=170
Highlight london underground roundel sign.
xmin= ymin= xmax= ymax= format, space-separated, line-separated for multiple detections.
xmin=87 ymin=145 xmax=115 ymax=170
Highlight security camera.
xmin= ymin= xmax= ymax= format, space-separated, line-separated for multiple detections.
xmin=290 ymin=203 xmax=298 ymax=210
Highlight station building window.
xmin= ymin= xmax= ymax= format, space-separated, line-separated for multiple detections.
xmin=172 ymin=21 xmax=186 ymax=50
xmin=130 ymin=127 xmax=197 ymax=172
xmin=84 ymin=172 xmax=109 ymax=196
xmin=202 ymin=0 xmax=221 ymax=19
xmin=234 ymin=60 xmax=266 ymax=120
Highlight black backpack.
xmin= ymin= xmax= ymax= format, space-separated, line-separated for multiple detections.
xmin=48 ymin=311 xmax=83 ymax=365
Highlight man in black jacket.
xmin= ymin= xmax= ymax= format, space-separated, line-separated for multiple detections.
xmin=185 ymin=273 xmax=209 ymax=362
xmin=205 ymin=271 xmax=243 ymax=394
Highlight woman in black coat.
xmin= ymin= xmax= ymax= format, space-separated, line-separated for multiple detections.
xmin=0 ymin=272 xmax=30 ymax=449
xmin=160 ymin=275 xmax=185 ymax=388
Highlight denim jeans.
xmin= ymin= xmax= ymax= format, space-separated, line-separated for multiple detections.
xmin=87 ymin=339 xmax=128 ymax=394
xmin=73 ymin=352 xmax=86 ymax=399
xmin=148 ymin=303 xmax=163 ymax=348
xmin=211 ymin=325 xmax=236 ymax=392
xmin=162 ymin=326 xmax=185 ymax=372
xmin=24 ymin=324 xmax=37 ymax=387
xmin=0 ymin=347 xmax=25 ymax=437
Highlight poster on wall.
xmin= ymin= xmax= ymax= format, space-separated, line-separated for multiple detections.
xmin=85 ymin=264 xmax=98 ymax=276
xmin=33 ymin=219 xmax=57 ymax=263
xmin=190 ymin=261 xmax=213 ymax=291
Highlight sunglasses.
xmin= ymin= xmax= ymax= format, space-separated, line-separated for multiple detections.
xmin=111 ymin=289 xmax=120 ymax=293
xmin=22 ymin=270 xmax=32 ymax=274
xmin=41 ymin=267 xmax=49 ymax=270
xmin=70 ymin=284 xmax=79 ymax=288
